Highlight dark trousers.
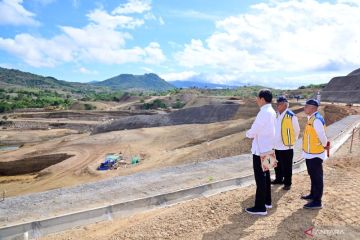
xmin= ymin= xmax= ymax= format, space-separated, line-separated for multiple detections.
xmin=253 ymin=154 xmax=271 ymax=209
xmin=306 ymin=158 xmax=323 ymax=203
xmin=274 ymin=149 xmax=294 ymax=186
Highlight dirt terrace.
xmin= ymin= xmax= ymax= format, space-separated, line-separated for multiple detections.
xmin=41 ymin=125 xmax=360 ymax=240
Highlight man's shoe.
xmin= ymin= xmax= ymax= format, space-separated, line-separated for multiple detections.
xmin=265 ymin=204 xmax=272 ymax=209
xmin=283 ymin=185 xmax=291 ymax=191
xmin=301 ymin=194 xmax=313 ymax=200
xmin=271 ymin=179 xmax=283 ymax=185
xmin=245 ymin=207 xmax=267 ymax=216
xmin=303 ymin=201 xmax=322 ymax=209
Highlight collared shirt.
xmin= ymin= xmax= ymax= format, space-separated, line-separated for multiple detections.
xmin=246 ymin=103 xmax=276 ymax=156
xmin=274 ymin=109 xmax=300 ymax=150
xmin=302 ymin=111 xmax=328 ymax=160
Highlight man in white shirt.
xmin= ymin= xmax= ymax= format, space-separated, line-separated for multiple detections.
xmin=245 ymin=89 xmax=276 ymax=216
xmin=272 ymin=96 xmax=300 ymax=191
xmin=301 ymin=99 xmax=328 ymax=209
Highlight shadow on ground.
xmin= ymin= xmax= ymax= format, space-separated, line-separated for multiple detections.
xmin=202 ymin=189 xmax=320 ymax=240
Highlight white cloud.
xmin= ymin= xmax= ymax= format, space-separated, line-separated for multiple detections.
xmin=0 ymin=62 xmax=14 ymax=69
xmin=160 ymin=71 xmax=197 ymax=81
xmin=175 ymin=0 xmax=360 ymax=86
xmin=0 ymin=0 xmax=40 ymax=26
xmin=144 ymin=12 xmax=165 ymax=25
xmin=61 ymin=26 xmax=130 ymax=50
xmin=282 ymin=71 xmax=350 ymax=87
xmin=87 ymin=8 xmax=145 ymax=29
xmin=78 ymin=67 xmax=98 ymax=75
xmin=0 ymin=0 xmax=166 ymax=67
xmin=112 ymin=0 xmax=151 ymax=15
xmin=34 ymin=0 xmax=56 ymax=5
xmin=170 ymin=9 xmax=220 ymax=21
xmin=159 ymin=16 xmax=165 ymax=25
xmin=0 ymin=33 xmax=75 ymax=67
xmin=72 ymin=0 xmax=79 ymax=8
xmin=144 ymin=12 xmax=156 ymax=20
xmin=143 ymin=42 xmax=166 ymax=64
xmin=142 ymin=67 xmax=153 ymax=72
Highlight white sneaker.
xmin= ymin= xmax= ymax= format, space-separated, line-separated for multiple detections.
xmin=265 ymin=204 xmax=272 ymax=209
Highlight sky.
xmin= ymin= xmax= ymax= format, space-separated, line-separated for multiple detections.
xmin=0 ymin=0 xmax=359 ymax=89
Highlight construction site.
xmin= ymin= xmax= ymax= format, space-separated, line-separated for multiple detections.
xmin=1 ymin=88 xmax=360 ymax=239
xmin=3 ymin=0 xmax=360 ymax=238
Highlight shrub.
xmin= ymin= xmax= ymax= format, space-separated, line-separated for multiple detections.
xmin=172 ymin=100 xmax=185 ymax=109
xmin=84 ymin=103 xmax=96 ymax=110
xmin=142 ymin=99 xmax=167 ymax=109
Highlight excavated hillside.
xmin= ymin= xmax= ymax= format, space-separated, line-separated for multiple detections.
xmin=321 ymin=68 xmax=360 ymax=103
xmin=92 ymin=103 xmax=251 ymax=134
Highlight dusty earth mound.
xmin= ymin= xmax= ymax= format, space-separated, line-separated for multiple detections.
xmin=322 ymin=105 xmax=359 ymax=125
xmin=92 ymin=104 xmax=243 ymax=134
xmin=321 ymin=68 xmax=360 ymax=103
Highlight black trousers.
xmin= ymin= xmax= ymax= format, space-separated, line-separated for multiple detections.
xmin=306 ymin=158 xmax=323 ymax=203
xmin=253 ymin=154 xmax=271 ymax=209
xmin=274 ymin=149 xmax=294 ymax=186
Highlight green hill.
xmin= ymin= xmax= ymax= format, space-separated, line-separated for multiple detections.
xmin=0 ymin=68 xmax=176 ymax=113
xmin=0 ymin=68 xmax=175 ymax=93
xmin=93 ymin=73 xmax=175 ymax=91
xmin=0 ymin=67 xmax=95 ymax=93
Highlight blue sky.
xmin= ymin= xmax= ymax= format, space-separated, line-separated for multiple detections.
xmin=0 ymin=0 xmax=359 ymax=88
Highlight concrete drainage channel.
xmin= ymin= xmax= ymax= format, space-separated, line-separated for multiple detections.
xmin=1 ymin=115 xmax=359 ymax=240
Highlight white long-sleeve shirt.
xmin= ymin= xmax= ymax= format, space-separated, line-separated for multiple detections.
xmin=302 ymin=111 xmax=328 ymax=160
xmin=274 ymin=109 xmax=300 ymax=150
xmin=246 ymin=103 xmax=276 ymax=156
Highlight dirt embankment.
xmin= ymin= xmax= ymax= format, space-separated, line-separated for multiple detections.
xmin=295 ymin=104 xmax=359 ymax=136
xmin=1 ymin=120 xmax=94 ymax=132
xmin=0 ymin=153 xmax=73 ymax=175
xmin=321 ymin=68 xmax=360 ymax=103
xmin=322 ymin=105 xmax=359 ymax=125
xmin=1 ymin=110 xmax=158 ymax=132
xmin=0 ymin=129 xmax=78 ymax=145
xmin=10 ymin=110 xmax=157 ymax=121
xmin=92 ymin=104 xmax=257 ymax=134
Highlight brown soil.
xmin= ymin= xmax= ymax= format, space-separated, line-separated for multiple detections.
xmin=0 ymin=119 xmax=253 ymax=197
xmin=41 ymin=126 xmax=360 ymax=240
xmin=0 ymin=103 xmax=358 ymax=199
xmin=321 ymin=69 xmax=360 ymax=103
xmin=0 ymin=153 xmax=73 ymax=175
xmin=0 ymin=129 xmax=78 ymax=145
